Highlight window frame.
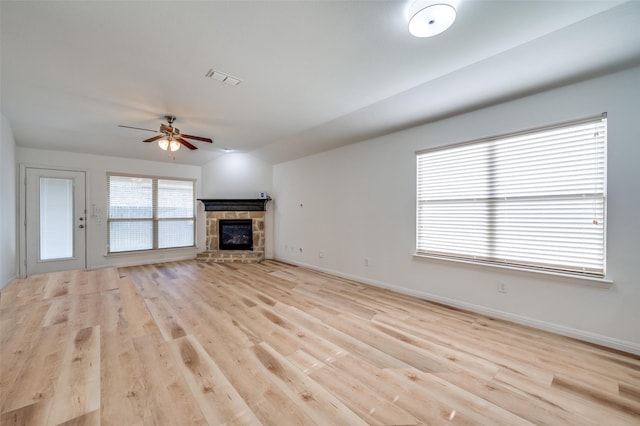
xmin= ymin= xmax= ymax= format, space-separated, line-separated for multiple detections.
xmin=107 ymin=173 xmax=196 ymax=254
xmin=415 ymin=114 xmax=607 ymax=279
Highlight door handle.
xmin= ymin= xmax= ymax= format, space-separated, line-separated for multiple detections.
xmin=79 ymin=224 xmax=85 ymax=229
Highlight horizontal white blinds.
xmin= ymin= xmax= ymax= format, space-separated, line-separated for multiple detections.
xmin=417 ymin=116 xmax=606 ymax=277
xmin=108 ymin=174 xmax=195 ymax=253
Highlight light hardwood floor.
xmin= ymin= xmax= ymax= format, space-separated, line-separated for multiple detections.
xmin=1 ymin=260 xmax=639 ymax=425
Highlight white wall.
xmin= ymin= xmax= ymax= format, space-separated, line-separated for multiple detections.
xmin=0 ymin=114 xmax=17 ymax=288
xmin=201 ymin=153 xmax=274 ymax=259
xmin=273 ymin=65 xmax=640 ymax=354
xmin=16 ymin=148 xmax=202 ymax=272
xmin=201 ymin=153 xmax=272 ymax=199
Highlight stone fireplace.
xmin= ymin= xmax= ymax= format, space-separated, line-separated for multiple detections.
xmin=196 ymin=199 xmax=269 ymax=263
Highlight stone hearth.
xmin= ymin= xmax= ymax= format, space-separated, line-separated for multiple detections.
xmin=196 ymin=199 xmax=268 ymax=263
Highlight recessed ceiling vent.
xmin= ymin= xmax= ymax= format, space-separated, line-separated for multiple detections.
xmin=205 ymin=68 xmax=241 ymax=86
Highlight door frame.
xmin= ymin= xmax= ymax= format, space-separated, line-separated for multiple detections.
xmin=18 ymin=164 xmax=89 ymax=278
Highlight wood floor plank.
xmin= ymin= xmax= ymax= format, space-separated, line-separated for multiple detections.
xmin=169 ymin=335 xmax=262 ymax=425
xmin=437 ymin=371 xmax=599 ymax=425
xmin=324 ymin=352 xmax=480 ymax=424
xmin=187 ymin=318 xmax=322 ymax=424
xmin=41 ymin=292 xmax=101 ymax=329
xmin=0 ymin=274 xmax=47 ymax=309
xmin=56 ymin=409 xmax=100 ymax=426
xmin=384 ymin=367 xmax=534 ymax=425
xmin=86 ymin=268 xmax=120 ymax=294
xmin=254 ymin=342 xmax=369 ymax=426
xmin=208 ymin=281 xmax=349 ymax=364
xmin=321 ymin=310 xmax=457 ymax=374
xmin=117 ymin=277 xmax=160 ymax=338
xmin=100 ymin=327 xmax=147 ymax=426
xmin=551 ymin=374 xmax=640 ymax=419
xmin=304 ymin=356 xmax=422 ymax=425
xmin=142 ymin=294 xmax=187 ymax=341
xmin=620 ymin=381 xmax=640 ymax=402
xmin=494 ymin=368 xmax=639 ymax=425
xmin=132 ymin=332 xmax=207 ymax=425
xmin=41 ymin=271 xmax=76 ymax=300
xmin=1 ymin=322 xmax=73 ymax=414
xmin=371 ymin=311 xmax=556 ymax=386
xmin=276 ymin=304 xmax=412 ymax=370
xmin=98 ymin=289 xmax=127 ymax=334
xmin=0 ymin=302 xmax=51 ymax=406
xmin=0 ymin=399 xmax=53 ymax=426
xmin=47 ymin=326 xmax=101 ymax=426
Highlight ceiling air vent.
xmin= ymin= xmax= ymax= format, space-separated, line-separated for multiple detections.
xmin=205 ymin=68 xmax=241 ymax=86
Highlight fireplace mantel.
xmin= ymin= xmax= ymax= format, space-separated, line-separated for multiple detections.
xmin=198 ymin=198 xmax=271 ymax=212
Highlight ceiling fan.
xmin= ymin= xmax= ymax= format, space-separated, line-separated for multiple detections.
xmin=119 ymin=115 xmax=213 ymax=151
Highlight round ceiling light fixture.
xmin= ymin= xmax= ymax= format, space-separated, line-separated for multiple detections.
xmin=408 ymin=1 xmax=457 ymax=37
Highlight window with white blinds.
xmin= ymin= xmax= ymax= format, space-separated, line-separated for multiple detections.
xmin=416 ymin=114 xmax=607 ymax=277
xmin=108 ymin=174 xmax=195 ymax=253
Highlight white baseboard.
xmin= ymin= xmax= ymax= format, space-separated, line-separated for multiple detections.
xmin=275 ymin=257 xmax=640 ymax=356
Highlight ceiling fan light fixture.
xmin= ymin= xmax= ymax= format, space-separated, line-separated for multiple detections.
xmin=121 ymin=116 xmax=212 ymax=152
xmin=408 ymin=1 xmax=457 ymax=37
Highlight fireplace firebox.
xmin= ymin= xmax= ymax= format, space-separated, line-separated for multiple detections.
xmin=218 ymin=219 xmax=253 ymax=251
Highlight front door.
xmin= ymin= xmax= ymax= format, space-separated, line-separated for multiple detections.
xmin=25 ymin=168 xmax=86 ymax=274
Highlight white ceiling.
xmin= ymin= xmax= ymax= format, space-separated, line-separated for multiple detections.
xmin=2 ymin=1 xmax=640 ymax=166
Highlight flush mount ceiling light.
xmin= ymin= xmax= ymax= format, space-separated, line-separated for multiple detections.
xmin=408 ymin=0 xmax=457 ymax=37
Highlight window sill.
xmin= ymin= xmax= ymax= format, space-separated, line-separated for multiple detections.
xmin=413 ymin=253 xmax=614 ymax=288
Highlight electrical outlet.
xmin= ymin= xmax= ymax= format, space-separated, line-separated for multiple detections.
xmin=498 ymin=281 xmax=508 ymax=293
xmin=364 ymin=258 xmax=369 ymax=267
xmin=319 ymin=251 xmax=324 ymax=259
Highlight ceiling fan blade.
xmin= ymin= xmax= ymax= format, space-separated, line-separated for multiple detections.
xmin=143 ymin=135 xmax=164 ymax=143
xmin=177 ymin=137 xmax=198 ymax=150
xmin=118 ymin=125 xmax=158 ymax=133
xmin=181 ymin=134 xmax=213 ymax=143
